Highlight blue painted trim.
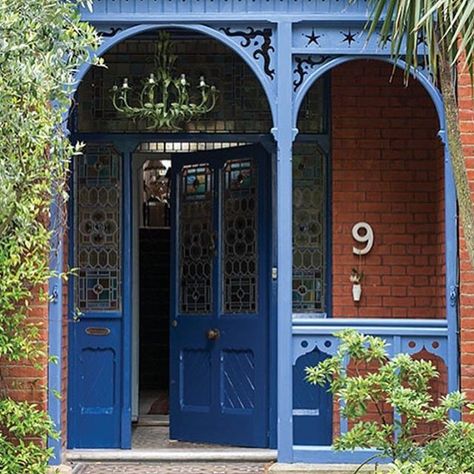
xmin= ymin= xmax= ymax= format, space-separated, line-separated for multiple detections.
xmin=121 ymin=145 xmax=134 ymax=448
xmin=47 ymin=198 xmax=63 ymax=465
xmin=441 ymin=131 xmax=460 ymax=418
xmin=74 ymin=24 xmax=276 ymax=130
xmin=293 ymin=56 xmax=445 ymax=131
xmin=293 ymin=321 xmax=448 ymax=338
xmin=275 ymin=20 xmax=295 ymax=463
xmin=269 ymin=145 xmax=278 ymax=449
xmin=293 ymin=318 xmax=448 ymax=327
xmin=84 ymin=15 xmax=379 ymax=24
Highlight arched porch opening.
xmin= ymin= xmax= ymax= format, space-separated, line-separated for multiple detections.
xmin=66 ymin=26 xmax=300 ymax=451
xmin=289 ymin=58 xmax=454 ymax=454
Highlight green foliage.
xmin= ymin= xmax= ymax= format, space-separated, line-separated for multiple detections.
xmin=0 ymin=0 xmax=99 ymax=471
xmin=365 ymin=0 xmax=474 ymax=81
xmin=0 ymin=399 xmax=56 ymax=474
xmin=306 ymin=329 xmax=467 ymax=464
xmin=391 ymin=421 xmax=474 ymax=474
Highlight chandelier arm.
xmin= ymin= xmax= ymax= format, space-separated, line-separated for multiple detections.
xmin=112 ymin=91 xmax=125 ymax=113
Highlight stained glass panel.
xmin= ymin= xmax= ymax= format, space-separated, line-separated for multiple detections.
xmin=76 ymin=36 xmax=272 ymax=134
xmin=292 ymin=143 xmax=325 ymax=313
xmin=75 ymin=144 xmax=122 ymax=311
xmin=179 ymin=164 xmax=214 ymax=314
xmin=222 ymin=159 xmax=258 ymax=314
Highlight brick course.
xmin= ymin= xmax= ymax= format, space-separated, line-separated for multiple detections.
xmin=331 ymin=60 xmax=446 ymax=319
xmin=458 ymin=64 xmax=474 ymax=403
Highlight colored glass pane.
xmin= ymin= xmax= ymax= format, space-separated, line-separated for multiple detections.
xmin=292 ymin=143 xmax=326 ymax=313
xmin=75 ymin=144 xmax=122 ymax=311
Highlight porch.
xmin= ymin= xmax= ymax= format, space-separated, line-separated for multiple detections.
xmin=48 ymin=0 xmax=459 ymax=467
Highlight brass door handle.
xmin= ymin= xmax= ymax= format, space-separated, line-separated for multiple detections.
xmin=207 ymin=328 xmax=220 ymax=340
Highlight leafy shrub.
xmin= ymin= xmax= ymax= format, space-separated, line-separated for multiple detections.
xmin=0 ymin=0 xmax=99 ymax=471
xmin=306 ymin=329 xmax=471 ymax=471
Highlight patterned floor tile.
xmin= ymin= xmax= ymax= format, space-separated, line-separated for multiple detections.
xmin=73 ymin=462 xmax=268 ymax=473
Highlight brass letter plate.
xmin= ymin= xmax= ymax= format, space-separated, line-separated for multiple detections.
xmin=85 ymin=327 xmax=111 ymax=336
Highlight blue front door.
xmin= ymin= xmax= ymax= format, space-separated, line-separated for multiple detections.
xmin=170 ymin=144 xmax=270 ymax=447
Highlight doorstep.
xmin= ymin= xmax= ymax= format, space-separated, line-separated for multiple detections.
xmin=65 ymin=448 xmax=277 ymax=463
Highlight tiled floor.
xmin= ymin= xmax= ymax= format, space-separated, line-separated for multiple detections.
xmin=132 ymin=425 xmax=233 ymax=450
xmin=73 ymin=462 xmax=269 ymax=473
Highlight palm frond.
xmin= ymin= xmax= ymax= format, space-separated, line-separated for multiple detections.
xmin=366 ymin=0 xmax=474 ymax=84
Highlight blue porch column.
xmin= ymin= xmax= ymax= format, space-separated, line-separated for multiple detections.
xmin=274 ymin=20 xmax=296 ymax=463
xmin=48 ymin=198 xmax=64 ymax=465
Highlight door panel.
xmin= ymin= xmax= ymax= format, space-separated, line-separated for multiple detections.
xmin=69 ymin=143 xmax=129 ymax=449
xmin=170 ymin=144 xmax=269 ymax=447
xmin=72 ymin=319 xmax=122 ymax=448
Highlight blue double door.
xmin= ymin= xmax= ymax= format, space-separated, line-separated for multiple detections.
xmin=170 ymin=144 xmax=270 ymax=447
xmin=69 ymin=143 xmax=270 ymax=449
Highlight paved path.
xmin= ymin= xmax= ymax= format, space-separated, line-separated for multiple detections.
xmin=72 ymin=462 xmax=269 ymax=473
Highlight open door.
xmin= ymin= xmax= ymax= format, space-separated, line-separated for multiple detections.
xmin=170 ymin=144 xmax=270 ymax=447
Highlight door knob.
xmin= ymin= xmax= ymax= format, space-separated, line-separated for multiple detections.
xmin=207 ymin=328 xmax=220 ymax=340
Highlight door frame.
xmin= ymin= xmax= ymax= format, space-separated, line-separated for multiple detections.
xmin=68 ymin=133 xmax=277 ymax=448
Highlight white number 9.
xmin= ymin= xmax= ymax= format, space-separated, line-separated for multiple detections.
xmin=352 ymin=222 xmax=374 ymax=256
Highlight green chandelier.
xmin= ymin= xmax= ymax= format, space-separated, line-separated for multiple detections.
xmin=111 ymin=32 xmax=218 ymax=130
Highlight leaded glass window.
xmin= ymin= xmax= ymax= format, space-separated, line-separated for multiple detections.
xmin=292 ymin=143 xmax=326 ymax=313
xmin=76 ymin=34 xmax=271 ymax=134
xmin=179 ymin=164 xmax=214 ymax=314
xmin=75 ymin=144 xmax=122 ymax=311
xmin=222 ymin=159 xmax=258 ymax=313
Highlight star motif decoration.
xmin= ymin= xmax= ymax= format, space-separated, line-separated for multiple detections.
xmin=304 ymin=29 xmax=321 ymax=46
xmin=341 ymin=29 xmax=358 ymax=46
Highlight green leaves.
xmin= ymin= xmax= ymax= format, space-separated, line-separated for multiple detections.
xmin=366 ymin=0 xmax=474 ymax=82
xmin=0 ymin=0 xmax=99 ymax=471
xmin=306 ymin=329 xmax=469 ymax=466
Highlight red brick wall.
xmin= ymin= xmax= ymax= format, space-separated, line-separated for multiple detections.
xmin=331 ymin=60 xmax=446 ymax=319
xmin=458 ymin=65 xmax=474 ymax=403
xmin=0 ymin=286 xmax=49 ymax=431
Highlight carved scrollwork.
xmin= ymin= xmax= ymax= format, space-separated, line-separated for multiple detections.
xmin=293 ymin=55 xmax=331 ymax=92
xmin=221 ymin=27 xmax=275 ymax=80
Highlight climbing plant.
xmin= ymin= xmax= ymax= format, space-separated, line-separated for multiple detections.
xmin=0 ymin=0 xmax=99 ymax=471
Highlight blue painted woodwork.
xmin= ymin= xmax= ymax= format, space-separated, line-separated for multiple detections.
xmin=293 ymin=347 xmax=332 ymax=446
xmin=68 ymin=140 xmax=135 ymax=449
xmin=169 ymin=144 xmax=270 ymax=447
xmin=47 ymin=199 xmax=63 ymax=465
xmin=53 ymin=0 xmax=460 ymax=464
xmin=70 ymin=318 xmax=123 ymax=448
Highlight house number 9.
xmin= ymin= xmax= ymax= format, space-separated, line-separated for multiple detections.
xmin=352 ymin=222 xmax=374 ymax=256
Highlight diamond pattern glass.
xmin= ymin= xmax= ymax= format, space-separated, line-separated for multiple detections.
xmin=222 ymin=159 xmax=258 ymax=313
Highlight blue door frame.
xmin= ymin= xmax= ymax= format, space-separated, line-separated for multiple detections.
xmin=47 ymin=7 xmax=459 ymax=465
xmin=67 ymin=134 xmax=278 ymax=450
